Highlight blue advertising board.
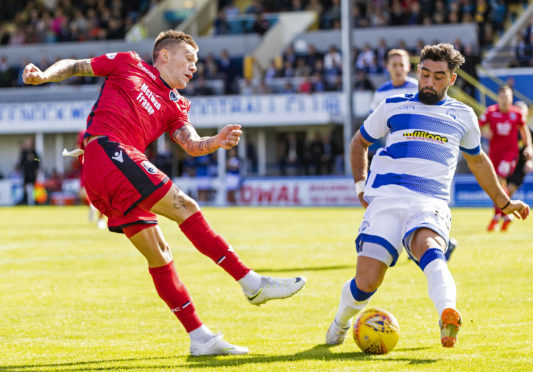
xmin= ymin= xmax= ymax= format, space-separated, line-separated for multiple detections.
xmin=452 ymin=174 xmax=533 ymax=207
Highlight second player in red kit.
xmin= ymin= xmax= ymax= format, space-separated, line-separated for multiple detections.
xmin=479 ymin=85 xmax=533 ymax=231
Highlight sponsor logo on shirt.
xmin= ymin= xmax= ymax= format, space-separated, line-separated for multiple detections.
xmin=403 ymin=130 xmax=448 ymax=143
xmin=136 ymin=83 xmax=161 ymax=115
xmin=496 ymin=121 xmax=511 ymax=136
xmin=106 ymin=53 xmax=117 ymax=60
xmin=141 ymin=160 xmax=158 ymax=174
xmin=136 ymin=62 xmax=157 ymax=81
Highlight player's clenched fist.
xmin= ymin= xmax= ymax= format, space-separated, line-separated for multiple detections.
xmin=218 ymin=124 xmax=242 ymax=149
xmin=23 ymin=63 xmax=47 ymax=85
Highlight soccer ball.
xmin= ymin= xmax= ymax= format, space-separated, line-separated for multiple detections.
xmin=353 ymin=308 xmax=400 ymax=354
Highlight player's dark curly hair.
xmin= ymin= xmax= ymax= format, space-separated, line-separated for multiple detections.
xmin=420 ymin=43 xmax=465 ymax=72
xmin=153 ymin=30 xmax=198 ymax=63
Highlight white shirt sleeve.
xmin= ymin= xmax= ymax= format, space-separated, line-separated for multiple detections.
xmin=459 ymin=107 xmax=481 ymax=153
xmin=360 ymin=99 xmax=389 ymax=142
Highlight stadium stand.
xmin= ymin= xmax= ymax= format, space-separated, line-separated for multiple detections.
xmin=0 ymin=0 xmax=532 ymax=206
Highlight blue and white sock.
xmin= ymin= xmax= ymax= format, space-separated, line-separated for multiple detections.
xmin=419 ymin=248 xmax=456 ymax=316
xmin=334 ymin=278 xmax=375 ymax=328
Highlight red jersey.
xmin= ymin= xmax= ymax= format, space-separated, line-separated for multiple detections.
xmin=86 ymin=51 xmax=191 ymax=152
xmin=479 ymin=104 xmax=525 ymax=159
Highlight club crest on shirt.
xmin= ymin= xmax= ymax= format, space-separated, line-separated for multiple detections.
xmin=106 ymin=53 xmax=117 ymax=60
xmin=141 ymin=160 xmax=158 ymax=174
xmin=169 ymin=90 xmax=179 ymax=102
xmin=447 ymin=108 xmax=457 ymax=120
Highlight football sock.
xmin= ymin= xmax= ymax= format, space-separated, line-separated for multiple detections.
xmin=335 ymin=278 xmax=375 ymax=328
xmin=179 ymin=211 xmax=250 ymax=281
xmin=188 ymin=324 xmax=214 ymax=343
xmin=149 ymin=261 xmax=202 ymax=332
xmin=238 ymin=270 xmax=263 ymax=294
xmin=419 ymin=248 xmax=456 ymax=316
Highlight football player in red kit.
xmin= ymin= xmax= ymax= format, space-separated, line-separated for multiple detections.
xmin=479 ymin=85 xmax=533 ymax=231
xmin=22 ymin=30 xmax=305 ymax=356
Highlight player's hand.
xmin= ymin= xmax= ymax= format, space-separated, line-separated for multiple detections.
xmin=217 ymin=124 xmax=242 ymax=150
xmin=22 ymin=63 xmax=48 ymax=85
xmin=358 ymin=192 xmax=368 ymax=208
xmin=501 ymin=200 xmax=530 ymax=220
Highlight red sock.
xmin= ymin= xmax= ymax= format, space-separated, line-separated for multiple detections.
xmin=179 ymin=211 xmax=250 ymax=281
xmin=149 ymin=261 xmax=202 ymax=332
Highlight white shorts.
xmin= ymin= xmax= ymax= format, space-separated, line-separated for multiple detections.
xmin=355 ymin=195 xmax=451 ymax=267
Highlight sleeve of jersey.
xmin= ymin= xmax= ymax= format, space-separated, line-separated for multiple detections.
xmin=167 ymin=99 xmax=192 ymax=137
xmin=360 ymin=100 xmax=388 ymax=143
xmin=91 ymin=52 xmax=131 ymax=77
xmin=460 ymin=108 xmax=481 ymax=155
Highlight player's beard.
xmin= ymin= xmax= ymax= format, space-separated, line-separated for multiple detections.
xmin=418 ymin=87 xmax=445 ymax=105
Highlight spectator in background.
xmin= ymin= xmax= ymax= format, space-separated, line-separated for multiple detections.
xmin=245 ymin=0 xmax=264 ymax=15
xmin=214 ymin=9 xmax=230 ymax=35
xmin=353 ymin=70 xmax=374 ymax=91
xmin=294 ymin=57 xmax=311 ymax=77
xmin=279 ymin=132 xmax=305 ymax=176
xmin=282 ymin=44 xmax=297 ymax=68
xmin=324 ymin=45 xmax=342 ymax=72
xmin=0 ymin=55 xmax=15 ymax=87
xmin=311 ymin=72 xmax=326 ymax=92
xmin=264 ymin=59 xmax=280 ymax=81
xmin=322 ymin=0 xmax=341 ymax=29
xmin=251 ymin=12 xmax=270 ymax=35
xmin=308 ymin=131 xmax=326 ymax=175
xmin=226 ymin=148 xmax=241 ymax=205
xmin=16 ymin=137 xmax=40 ymax=206
xmin=305 ymin=43 xmax=323 ymax=72
xmin=204 ymin=54 xmax=219 ymax=79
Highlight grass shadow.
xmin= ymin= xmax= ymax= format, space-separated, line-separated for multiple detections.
xmin=0 ymin=345 xmax=438 ymax=371
xmin=185 ymin=343 xmax=438 ymax=369
xmin=254 ymin=265 xmax=354 ymax=273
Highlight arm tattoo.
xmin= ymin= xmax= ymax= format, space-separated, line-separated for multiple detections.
xmin=173 ymin=194 xmax=185 ymax=209
xmin=172 ymin=125 xmax=219 ymax=156
xmin=44 ymin=59 xmax=94 ymax=82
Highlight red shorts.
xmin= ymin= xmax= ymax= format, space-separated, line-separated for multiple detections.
xmin=490 ymin=153 xmax=518 ymax=178
xmin=83 ymin=137 xmax=172 ymax=234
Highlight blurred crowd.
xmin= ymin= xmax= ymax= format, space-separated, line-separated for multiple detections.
xmin=511 ymin=18 xmax=533 ymax=68
xmin=0 ymin=0 xmax=158 ymax=45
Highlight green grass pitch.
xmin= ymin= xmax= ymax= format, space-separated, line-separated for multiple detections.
xmin=1 ymin=206 xmax=532 ymax=371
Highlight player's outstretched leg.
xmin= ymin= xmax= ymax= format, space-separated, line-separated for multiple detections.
xmin=326 ymin=278 xmax=375 ymax=345
xmin=418 ymin=248 xmax=461 ymax=347
xmin=128 ymin=225 xmax=249 ymax=356
xmin=179 ymin=211 xmax=306 ymax=305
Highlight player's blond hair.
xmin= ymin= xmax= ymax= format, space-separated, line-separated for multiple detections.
xmin=386 ymin=49 xmax=409 ymax=63
xmin=420 ymin=43 xmax=465 ymax=72
xmin=153 ymin=30 xmax=198 ymax=63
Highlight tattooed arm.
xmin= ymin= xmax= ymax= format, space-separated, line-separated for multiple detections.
xmin=172 ymin=123 xmax=242 ymax=156
xmin=23 ymin=59 xmax=94 ymax=85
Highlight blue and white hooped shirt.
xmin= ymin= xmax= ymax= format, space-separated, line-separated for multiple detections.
xmin=360 ymin=93 xmax=481 ymax=203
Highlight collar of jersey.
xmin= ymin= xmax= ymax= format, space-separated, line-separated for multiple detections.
xmin=413 ymin=93 xmax=448 ymax=106
xmin=159 ymin=75 xmax=172 ymax=90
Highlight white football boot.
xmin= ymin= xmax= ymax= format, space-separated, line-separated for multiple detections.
xmin=325 ymin=319 xmax=350 ymax=345
xmin=190 ymin=333 xmax=249 ymax=356
xmin=245 ymin=276 xmax=306 ymax=306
